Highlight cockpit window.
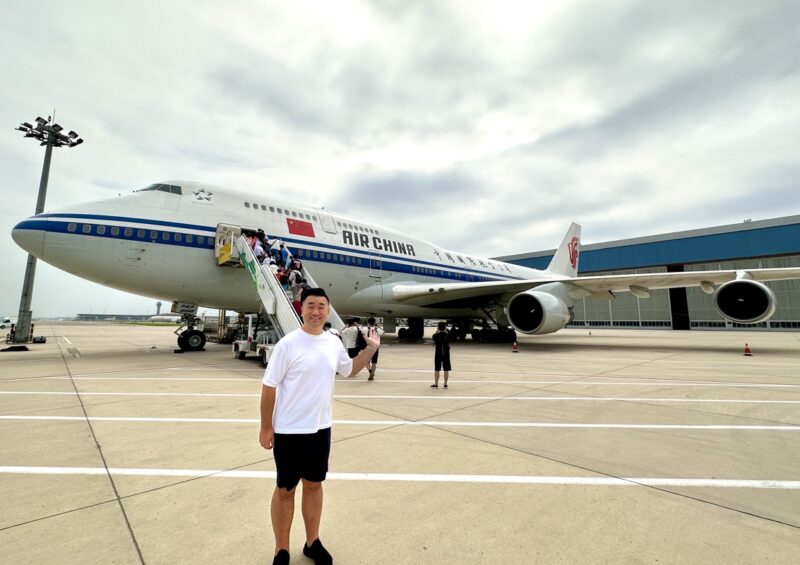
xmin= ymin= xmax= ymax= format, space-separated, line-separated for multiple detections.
xmin=135 ymin=183 xmax=182 ymax=194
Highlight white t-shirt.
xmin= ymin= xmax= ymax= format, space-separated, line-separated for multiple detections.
xmin=263 ymin=328 xmax=353 ymax=434
xmin=340 ymin=325 xmax=361 ymax=349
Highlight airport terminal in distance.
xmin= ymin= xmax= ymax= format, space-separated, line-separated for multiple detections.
xmin=499 ymin=214 xmax=800 ymax=331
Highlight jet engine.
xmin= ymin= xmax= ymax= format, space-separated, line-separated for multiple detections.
xmin=506 ymin=290 xmax=571 ymax=335
xmin=713 ymin=279 xmax=776 ymax=323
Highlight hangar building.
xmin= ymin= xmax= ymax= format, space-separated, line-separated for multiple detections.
xmin=497 ymin=215 xmax=800 ymax=330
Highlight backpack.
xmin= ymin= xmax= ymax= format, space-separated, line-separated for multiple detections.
xmin=355 ymin=328 xmax=367 ymax=351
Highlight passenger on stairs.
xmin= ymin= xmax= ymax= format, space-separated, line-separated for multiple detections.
xmin=279 ymin=243 xmax=290 ymax=267
xmin=276 ymin=265 xmax=289 ymax=288
xmin=253 ymin=238 xmax=267 ymax=264
xmin=271 ymin=240 xmax=284 ymax=265
xmin=289 ymin=269 xmax=304 ymax=300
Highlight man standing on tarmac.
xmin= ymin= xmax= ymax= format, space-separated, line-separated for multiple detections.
xmin=259 ymin=288 xmax=380 ymax=565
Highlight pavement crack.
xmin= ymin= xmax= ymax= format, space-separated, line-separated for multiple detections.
xmin=55 ymin=345 xmax=147 ymax=565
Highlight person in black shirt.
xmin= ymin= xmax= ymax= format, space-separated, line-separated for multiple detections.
xmin=431 ymin=322 xmax=451 ymax=388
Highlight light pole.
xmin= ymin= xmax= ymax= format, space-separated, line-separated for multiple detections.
xmin=14 ymin=116 xmax=83 ymax=343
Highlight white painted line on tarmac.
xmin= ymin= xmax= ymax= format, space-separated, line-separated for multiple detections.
xmin=335 ymin=395 xmax=800 ymax=404
xmin=0 ymin=465 xmax=798 ymax=490
xmin=33 ymin=376 xmax=800 ymax=389
xmin=0 ymin=391 xmax=257 ymax=398
xmin=2 ymin=415 xmax=799 ymax=430
xmin=2 ymin=391 xmax=800 ymax=405
xmin=61 ymin=336 xmax=72 ymax=345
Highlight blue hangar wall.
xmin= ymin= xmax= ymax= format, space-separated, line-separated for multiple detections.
xmin=497 ymin=216 xmax=800 ymax=330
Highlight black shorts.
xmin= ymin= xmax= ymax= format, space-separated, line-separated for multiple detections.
xmin=370 ymin=350 xmax=379 ymax=363
xmin=273 ymin=427 xmax=331 ymax=490
xmin=435 ymin=350 xmax=451 ymax=371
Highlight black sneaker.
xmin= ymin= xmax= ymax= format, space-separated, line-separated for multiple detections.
xmin=303 ymin=539 xmax=333 ymax=564
xmin=272 ymin=549 xmax=290 ymax=565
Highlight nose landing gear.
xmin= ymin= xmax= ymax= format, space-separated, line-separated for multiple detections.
xmin=178 ymin=328 xmax=206 ymax=351
xmin=174 ymin=309 xmax=207 ymax=352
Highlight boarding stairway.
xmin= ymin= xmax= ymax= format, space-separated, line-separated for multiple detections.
xmin=219 ymin=231 xmax=344 ymax=341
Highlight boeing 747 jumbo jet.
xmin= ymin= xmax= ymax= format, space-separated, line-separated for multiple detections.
xmin=12 ymin=180 xmax=800 ymax=351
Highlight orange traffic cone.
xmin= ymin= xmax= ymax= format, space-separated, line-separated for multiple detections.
xmin=512 ymin=341 xmax=519 ymax=353
xmin=743 ymin=343 xmax=752 ymax=356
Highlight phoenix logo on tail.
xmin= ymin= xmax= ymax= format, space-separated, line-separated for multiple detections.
xmin=568 ymin=236 xmax=579 ymax=269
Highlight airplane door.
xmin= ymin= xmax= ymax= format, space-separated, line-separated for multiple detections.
xmin=368 ymin=251 xmax=383 ymax=298
xmin=369 ymin=251 xmax=382 ymax=278
xmin=317 ymin=211 xmax=337 ymax=234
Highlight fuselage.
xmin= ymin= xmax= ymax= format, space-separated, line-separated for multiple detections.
xmin=12 ymin=180 xmax=550 ymax=318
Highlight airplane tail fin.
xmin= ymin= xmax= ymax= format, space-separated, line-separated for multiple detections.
xmin=546 ymin=223 xmax=581 ymax=277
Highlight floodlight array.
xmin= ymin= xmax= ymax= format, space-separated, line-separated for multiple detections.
xmin=15 ymin=116 xmax=83 ymax=148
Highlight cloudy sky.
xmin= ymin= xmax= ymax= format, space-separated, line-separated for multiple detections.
xmin=1 ymin=1 xmax=799 ymax=317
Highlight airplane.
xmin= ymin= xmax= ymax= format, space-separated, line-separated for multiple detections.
xmin=11 ymin=180 xmax=800 ymax=351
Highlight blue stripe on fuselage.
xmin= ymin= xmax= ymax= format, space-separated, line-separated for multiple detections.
xmin=14 ymin=215 xmax=520 ymax=282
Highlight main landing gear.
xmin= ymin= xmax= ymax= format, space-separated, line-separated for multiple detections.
xmin=175 ymin=314 xmax=207 ymax=352
xmin=398 ymin=317 xmax=425 ymax=341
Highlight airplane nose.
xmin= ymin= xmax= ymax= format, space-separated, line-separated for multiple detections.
xmin=11 ymin=218 xmax=46 ymax=257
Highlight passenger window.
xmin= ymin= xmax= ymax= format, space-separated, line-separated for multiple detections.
xmin=285 ymin=210 xmax=290 ymax=215
xmin=97 ymin=225 xmax=106 ymax=235
xmin=313 ymin=251 xmax=319 ymax=258
xmin=253 ymin=203 xmax=259 ymax=208
xmin=150 ymin=230 xmax=158 ymax=240
xmin=124 ymin=228 xmax=133 ymax=237
xmin=162 ymin=232 xmax=171 ymax=241
xmin=277 ymin=208 xmax=282 ymax=214
xmin=312 ymin=216 xmax=317 ymax=222
xmin=292 ymin=211 xmax=298 ymax=217
xmin=244 ymin=202 xmax=250 ymax=208
xmin=337 ymin=221 xmax=342 ymax=226
xmin=111 ymin=226 xmax=120 ymax=236
xmin=174 ymin=233 xmax=183 ymax=242
xmin=67 ymin=223 xmax=77 ymax=233
xmin=186 ymin=234 xmax=194 ymax=243
xmin=269 ymin=206 xmax=275 ymax=212
xmin=137 ymin=229 xmax=145 ymax=239
xmin=261 ymin=205 xmax=267 ymax=211
xmin=82 ymin=224 xmax=92 ymax=234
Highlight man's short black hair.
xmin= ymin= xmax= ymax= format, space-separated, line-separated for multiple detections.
xmin=301 ymin=287 xmax=329 ymax=304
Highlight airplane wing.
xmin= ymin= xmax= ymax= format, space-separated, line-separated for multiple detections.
xmin=391 ymin=267 xmax=800 ymax=307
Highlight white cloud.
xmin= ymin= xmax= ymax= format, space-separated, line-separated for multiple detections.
xmin=1 ymin=0 xmax=799 ymax=317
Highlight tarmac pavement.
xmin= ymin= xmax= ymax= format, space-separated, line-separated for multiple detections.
xmin=1 ymin=323 xmax=799 ymax=564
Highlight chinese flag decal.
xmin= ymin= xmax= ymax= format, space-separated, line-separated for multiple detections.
xmin=287 ymin=218 xmax=316 ymax=237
